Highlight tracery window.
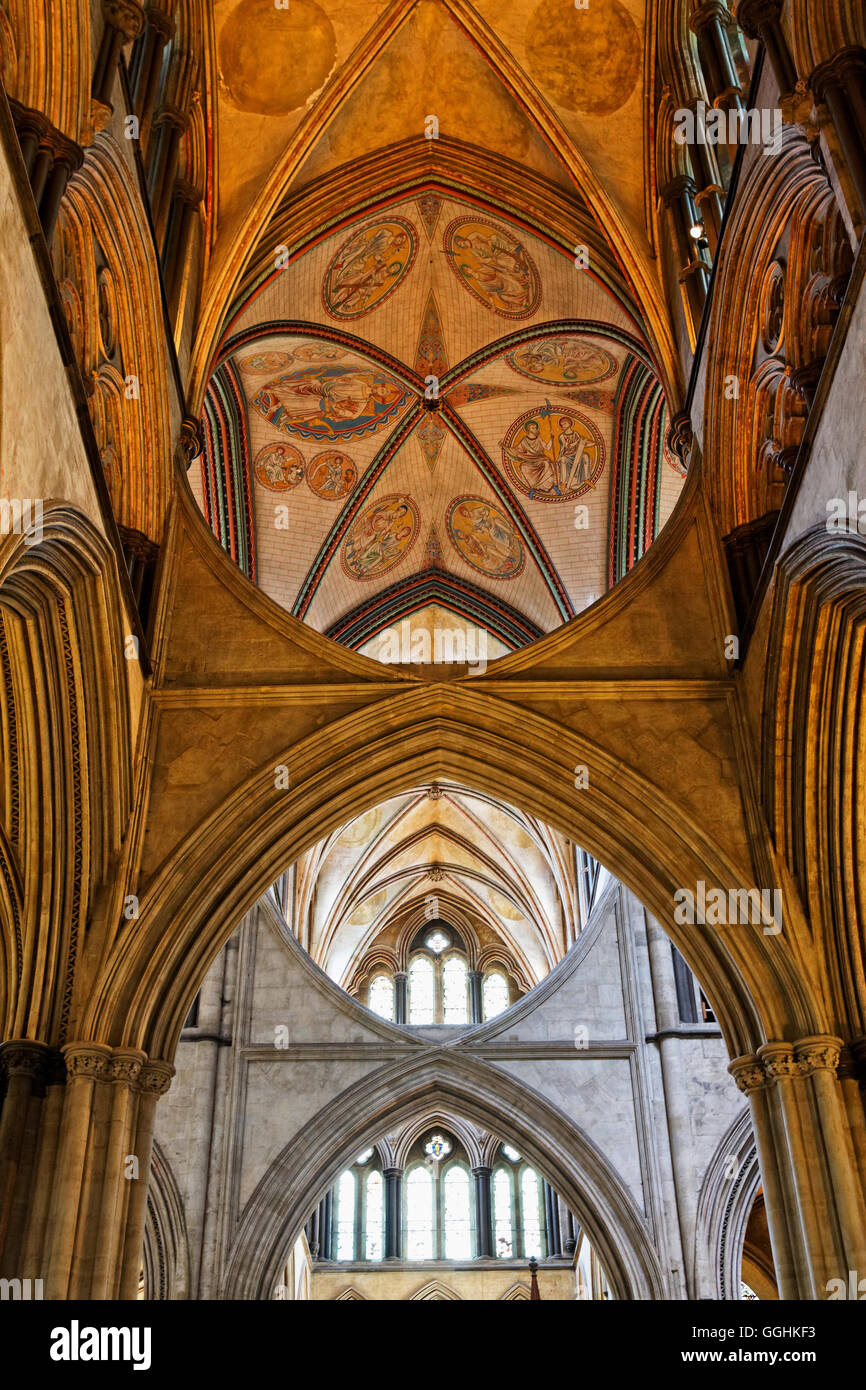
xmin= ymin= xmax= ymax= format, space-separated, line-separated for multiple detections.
xmin=368 ymin=972 xmax=395 ymax=1021
xmin=336 ymin=1170 xmax=356 ymax=1261
xmin=491 ymin=1145 xmax=548 ymax=1259
xmin=329 ymin=1150 xmax=385 ymax=1262
xmin=442 ymin=954 xmax=469 ymax=1023
xmin=407 ymin=929 xmax=470 ymax=1024
xmin=482 ymin=969 xmax=509 ymax=1020
xmin=408 ymin=954 xmax=436 ymax=1024
xmin=358 ymin=925 xmax=521 ymax=1026
xmin=405 ymin=1164 xmax=434 ymax=1259
xmin=493 ymin=1166 xmax=514 ymax=1258
xmin=364 ymin=1170 xmax=384 ymax=1261
xmin=443 ymin=1165 xmax=472 ymax=1259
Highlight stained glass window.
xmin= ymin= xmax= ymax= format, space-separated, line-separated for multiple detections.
xmin=493 ymin=1167 xmax=514 ymax=1258
xmin=425 ymin=930 xmax=449 ymax=954
xmin=502 ymin=1144 xmax=520 ymax=1162
xmin=740 ymin=1281 xmax=759 ymax=1300
xmin=365 ymin=1170 xmax=384 ymax=1261
xmin=406 ymin=1165 xmax=434 ymax=1259
xmin=356 ymin=1148 xmax=374 ymax=1164
xmin=443 ymin=1166 xmax=472 ymax=1258
xmin=424 ymin=1134 xmax=451 ymax=1161
xmin=521 ymin=1167 xmax=544 ymax=1258
xmin=442 ymin=954 xmax=469 ymax=1023
xmin=336 ymin=1169 xmax=356 ymax=1261
xmin=408 ymin=955 xmax=435 ymax=1024
xmin=368 ymin=972 xmax=394 ymax=1020
xmin=483 ymin=970 xmax=509 ymax=1019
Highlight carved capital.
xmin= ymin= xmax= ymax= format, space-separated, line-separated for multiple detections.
xmin=794 ymin=1034 xmax=842 ymax=1075
xmin=734 ymin=0 xmax=783 ymax=41
xmin=178 ymin=416 xmax=202 ymax=469
xmin=668 ymin=411 xmax=694 ymax=465
xmin=810 ymin=47 xmax=866 ymax=104
xmin=136 ymin=1060 xmax=174 ymax=1096
xmin=107 ymin=1047 xmax=147 ymax=1084
xmin=146 ymin=6 xmax=176 ymax=43
xmin=155 ymin=104 xmax=189 ymax=135
xmin=728 ymin=1055 xmax=766 ymax=1093
xmin=690 ymin=2 xmax=734 ymax=36
xmin=62 ymin=1041 xmax=114 ymax=1080
xmin=659 ymin=174 xmax=697 ymax=207
xmin=757 ymin=1041 xmax=801 ymax=1080
xmin=102 ymin=0 xmax=145 ymax=41
xmin=0 ymin=1039 xmax=49 ymax=1081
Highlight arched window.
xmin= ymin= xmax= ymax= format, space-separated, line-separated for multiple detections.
xmin=520 ymin=1166 xmax=544 ymax=1258
xmin=364 ymin=1170 xmax=384 ymax=1260
xmin=482 ymin=969 xmax=509 ymax=1020
xmin=491 ymin=1146 xmax=548 ymax=1259
xmin=335 ymin=1170 xmax=356 ymax=1261
xmin=368 ymin=972 xmax=394 ymax=1021
xmin=405 ymin=1165 xmax=434 ymax=1259
xmin=442 ymin=954 xmax=469 ymax=1023
xmin=493 ymin=1167 xmax=514 ymax=1259
xmin=443 ymin=1164 xmax=472 ymax=1258
xmin=408 ymin=955 xmax=435 ymax=1024
xmin=328 ymin=1150 xmax=384 ymax=1262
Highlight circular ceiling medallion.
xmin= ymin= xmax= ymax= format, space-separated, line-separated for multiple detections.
xmin=525 ymin=0 xmax=641 ymax=117
xmin=253 ymin=441 xmax=305 ymax=491
xmin=447 ymin=496 xmax=525 ymax=579
xmin=251 ymin=363 xmax=409 ymax=442
xmin=218 ymin=0 xmax=336 ymax=116
xmin=306 ymin=450 xmax=357 ymax=500
xmin=501 ymin=407 xmax=604 ymax=502
xmin=443 ymin=218 xmax=541 ymax=319
xmin=506 ymin=336 xmax=616 ymax=385
xmin=241 ymin=351 xmax=294 ymax=374
xmin=341 ymin=494 xmax=420 ymax=581
xmin=760 ymin=260 xmax=786 ymax=354
xmin=323 ymin=219 xmax=417 ymax=319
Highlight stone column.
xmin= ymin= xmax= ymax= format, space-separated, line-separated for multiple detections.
xmin=319 ymin=1190 xmax=333 ymax=1260
xmin=544 ymin=1181 xmax=561 ymax=1256
xmin=118 ymin=1059 xmax=173 ymax=1299
xmin=0 ymin=1041 xmax=48 ymax=1266
xmin=384 ymin=1168 xmax=402 ymax=1259
xmin=149 ymin=106 xmax=189 ymax=248
xmin=93 ymin=0 xmax=145 ymax=109
xmin=472 ymin=1166 xmax=493 ymax=1257
xmin=468 ymin=971 xmax=483 ymax=1025
xmin=690 ymin=3 xmax=745 ymax=114
xmin=735 ymin=0 xmax=798 ymax=98
xmin=394 ymin=973 xmax=408 ymax=1025
xmin=811 ymin=48 xmax=866 ymax=223
xmin=660 ymin=175 xmax=712 ymax=342
xmin=133 ymin=6 xmax=175 ymax=156
xmin=730 ymin=1038 xmax=866 ymax=1299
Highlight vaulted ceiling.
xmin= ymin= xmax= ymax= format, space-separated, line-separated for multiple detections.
xmin=286 ymin=783 xmax=592 ymax=988
xmin=192 ymin=0 xmax=686 ymax=650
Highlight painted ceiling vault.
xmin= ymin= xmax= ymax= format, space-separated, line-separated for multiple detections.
xmin=193 ymin=0 xmax=686 ymax=653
